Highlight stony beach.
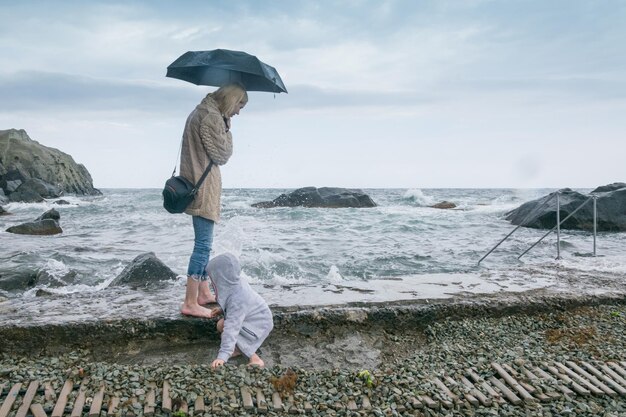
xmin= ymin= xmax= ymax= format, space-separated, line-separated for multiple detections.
xmin=1 ymin=298 xmax=625 ymax=417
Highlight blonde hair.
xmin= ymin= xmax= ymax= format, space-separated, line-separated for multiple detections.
xmin=212 ymin=84 xmax=248 ymax=116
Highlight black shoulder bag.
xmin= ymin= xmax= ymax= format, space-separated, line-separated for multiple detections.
xmin=162 ymin=140 xmax=213 ymax=214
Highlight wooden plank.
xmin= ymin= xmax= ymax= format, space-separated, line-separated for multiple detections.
xmin=194 ymin=395 xmax=205 ymax=415
xmin=545 ymin=364 xmax=590 ymax=396
xmin=599 ymin=363 xmax=626 ymax=388
xmin=255 ymin=389 xmax=267 ymax=413
xmin=466 ymin=368 xmax=504 ymax=403
xmin=162 ymin=381 xmax=172 ymax=413
xmin=533 ymin=366 xmax=573 ymax=397
xmin=286 ymin=394 xmax=298 ymax=414
xmin=460 ymin=376 xmax=491 ymax=406
xmin=0 ymin=383 xmax=23 ymax=417
xmin=608 ymin=362 xmax=626 ymax=379
xmin=416 ymin=394 xmax=438 ymax=409
xmin=240 ymin=387 xmax=253 ymax=410
xmin=492 ymin=362 xmax=534 ymax=403
xmin=44 ymin=382 xmax=56 ymax=402
xmin=361 ymin=395 xmax=371 ymax=410
xmin=489 ymin=377 xmax=522 ymax=405
xmin=52 ymin=380 xmax=73 ymax=417
xmin=554 ymin=362 xmax=604 ymax=396
xmin=581 ymin=362 xmax=626 ymax=396
xmin=178 ymin=400 xmax=188 ymax=416
xmin=304 ymin=401 xmax=313 ymax=413
xmin=409 ymin=396 xmax=424 ymax=409
xmin=445 ymin=375 xmax=478 ymax=406
xmin=71 ymin=381 xmax=88 ymax=417
xmin=144 ymin=382 xmax=156 ymax=417
xmin=107 ymin=396 xmax=119 ymax=416
xmin=89 ymin=384 xmax=105 ymax=417
xmin=432 ymin=377 xmax=459 ymax=404
xmin=565 ymin=361 xmax=617 ymax=396
xmin=16 ymin=381 xmax=39 ymax=417
xmin=0 ymin=384 xmax=4 ymax=398
xmin=30 ymin=403 xmax=48 ymax=417
xmin=271 ymin=392 xmax=283 ymax=411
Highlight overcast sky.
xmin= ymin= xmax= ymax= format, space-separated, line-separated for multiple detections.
xmin=1 ymin=0 xmax=625 ymax=189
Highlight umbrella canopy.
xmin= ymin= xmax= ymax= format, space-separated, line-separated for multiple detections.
xmin=166 ymin=49 xmax=287 ymax=93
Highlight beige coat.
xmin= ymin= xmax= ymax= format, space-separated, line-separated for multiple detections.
xmin=180 ymin=94 xmax=233 ymax=222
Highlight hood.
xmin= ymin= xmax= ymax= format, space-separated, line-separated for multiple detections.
xmin=206 ymin=253 xmax=241 ymax=304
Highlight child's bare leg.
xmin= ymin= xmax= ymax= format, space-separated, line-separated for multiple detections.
xmin=197 ymin=281 xmax=216 ymax=305
xmin=181 ymin=277 xmax=214 ymax=318
xmin=248 ymin=354 xmax=264 ymax=367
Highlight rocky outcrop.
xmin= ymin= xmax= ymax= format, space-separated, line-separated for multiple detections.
xmin=0 ymin=129 xmax=101 ymax=202
xmin=252 ymin=187 xmax=377 ymax=208
xmin=109 ymin=253 xmax=177 ymax=288
xmin=505 ymin=184 xmax=626 ymax=231
xmin=430 ymin=201 xmax=456 ymax=209
xmin=5 ymin=209 xmax=63 ymax=235
xmin=591 ymin=182 xmax=626 ymax=193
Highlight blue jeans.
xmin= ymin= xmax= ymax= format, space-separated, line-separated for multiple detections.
xmin=187 ymin=216 xmax=215 ymax=281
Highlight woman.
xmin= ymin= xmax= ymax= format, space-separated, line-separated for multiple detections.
xmin=179 ymin=83 xmax=248 ymax=318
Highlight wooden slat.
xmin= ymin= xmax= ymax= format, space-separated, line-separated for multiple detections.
xmin=178 ymin=400 xmax=188 ymax=415
xmin=599 ymin=363 xmax=626 ymax=388
xmin=565 ymin=361 xmax=617 ymax=396
xmin=361 ymin=395 xmax=372 ymax=410
xmin=144 ymin=382 xmax=156 ymax=417
xmin=0 ymin=384 xmax=4 ymax=398
xmin=608 ymin=362 xmax=626 ymax=379
xmin=30 ymin=403 xmax=47 ymax=417
xmin=581 ymin=362 xmax=626 ymax=396
xmin=545 ymin=364 xmax=590 ymax=396
xmin=162 ymin=381 xmax=172 ymax=413
xmin=410 ymin=396 xmax=424 ymax=409
xmin=492 ymin=362 xmax=534 ymax=403
xmin=533 ymin=366 xmax=573 ymax=397
xmin=432 ymin=377 xmax=459 ymax=404
xmin=256 ymin=389 xmax=267 ymax=413
xmin=240 ymin=387 xmax=253 ymax=410
xmin=466 ymin=368 xmax=504 ymax=403
xmin=0 ymin=383 xmax=23 ymax=417
xmin=16 ymin=381 xmax=39 ymax=417
xmin=271 ymin=392 xmax=283 ymax=411
xmin=489 ymin=377 xmax=522 ymax=405
xmin=194 ymin=395 xmax=205 ymax=415
xmin=445 ymin=375 xmax=478 ymax=406
xmin=554 ymin=362 xmax=604 ymax=396
xmin=89 ymin=384 xmax=105 ymax=417
xmin=286 ymin=394 xmax=298 ymax=414
xmin=107 ymin=396 xmax=119 ymax=416
xmin=460 ymin=376 xmax=491 ymax=406
xmin=52 ymin=380 xmax=73 ymax=417
xmin=71 ymin=380 xmax=88 ymax=417
xmin=304 ymin=401 xmax=313 ymax=413
xmin=417 ymin=394 xmax=438 ymax=409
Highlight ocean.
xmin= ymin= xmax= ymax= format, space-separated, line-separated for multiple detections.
xmin=1 ymin=188 xmax=625 ymax=325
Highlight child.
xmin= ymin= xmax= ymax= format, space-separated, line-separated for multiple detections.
xmin=206 ymin=253 xmax=273 ymax=368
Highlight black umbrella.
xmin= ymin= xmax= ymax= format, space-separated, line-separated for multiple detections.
xmin=166 ymin=49 xmax=287 ymax=93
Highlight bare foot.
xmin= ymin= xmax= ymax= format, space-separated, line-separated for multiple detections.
xmin=197 ymin=293 xmax=216 ymax=305
xmin=230 ymin=347 xmax=242 ymax=358
xmin=181 ymin=303 xmax=214 ymax=318
xmin=248 ymin=354 xmax=264 ymax=368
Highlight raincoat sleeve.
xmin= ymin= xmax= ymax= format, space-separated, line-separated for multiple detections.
xmin=217 ymin=300 xmax=247 ymax=362
xmin=199 ymin=113 xmax=233 ymax=166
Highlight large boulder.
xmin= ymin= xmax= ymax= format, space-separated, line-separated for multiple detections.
xmin=591 ymin=182 xmax=626 ymax=193
xmin=6 ymin=219 xmax=63 ymax=235
xmin=505 ymin=185 xmax=626 ymax=231
xmin=0 ymin=268 xmax=38 ymax=291
xmin=109 ymin=252 xmax=177 ymax=288
xmin=0 ymin=129 xmax=101 ymax=201
xmin=252 ymin=187 xmax=377 ymax=208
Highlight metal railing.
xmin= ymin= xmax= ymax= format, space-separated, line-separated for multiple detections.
xmin=478 ymin=191 xmax=598 ymax=264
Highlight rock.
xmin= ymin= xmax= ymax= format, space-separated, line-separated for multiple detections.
xmin=12 ymin=178 xmax=63 ymax=200
xmin=35 ymin=209 xmax=60 ymax=222
xmin=591 ymin=182 xmax=626 ymax=193
xmin=430 ymin=201 xmax=456 ymax=209
xmin=0 ymin=269 xmax=38 ymax=291
xmin=0 ymin=206 xmax=10 ymax=216
xmin=53 ymin=199 xmax=71 ymax=205
xmin=505 ymin=185 xmax=626 ymax=231
xmin=0 ymin=129 xmax=101 ymax=201
xmin=6 ymin=219 xmax=63 ymax=235
xmin=252 ymin=187 xmax=377 ymax=208
xmin=109 ymin=252 xmax=177 ymax=288
xmin=0 ymin=188 xmax=8 ymax=205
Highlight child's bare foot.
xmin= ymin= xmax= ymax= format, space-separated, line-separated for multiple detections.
xmin=248 ymin=354 xmax=264 ymax=368
xmin=181 ymin=303 xmax=214 ymax=318
xmin=230 ymin=347 xmax=242 ymax=358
